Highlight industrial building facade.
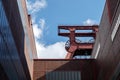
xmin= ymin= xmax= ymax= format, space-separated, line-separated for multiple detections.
xmin=92 ymin=0 xmax=120 ymax=79
xmin=33 ymin=0 xmax=120 ymax=80
xmin=33 ymin=59 xmax=99 ymax=80
xmin=0 ymin=0 xmax=37 ymax=80
xmin=0 ymin=0 xmax=120 ymax=80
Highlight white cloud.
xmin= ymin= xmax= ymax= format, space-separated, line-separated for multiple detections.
xmin=83 ymin=19 xmax=97 ymax=25
xmin=33 ymin=24 xmax=42 ymax=39
xmin=32 ymin=18 xmax=67 ymax=59
xmin=39 ymin=19 xmax=45 ymax=30
xmin=33 ymin=19 xmax=45 ymax=39
xmin=36 ymin=41 xmax=67 ymax=59
xmin=26 ymin=0 xmax=47 ymax=14
xmin=26 ymin=0 xmax=67 ymax=59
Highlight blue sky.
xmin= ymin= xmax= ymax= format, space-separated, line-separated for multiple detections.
xmin=26 ymin=0 xmax=105 ymax=58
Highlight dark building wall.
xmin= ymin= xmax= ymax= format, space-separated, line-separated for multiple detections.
xmin=92 ymin=0 xmax=120 ymax=79
xmin=0 ymin=0 xmax=37 ymax=79
xmin=33 ymin=59 xmax=98 ymax=80
xmin=0 ymin=64 xmax=9 ymax=80
xmin=0 ymin=0 xmax=28 ymax=79
xmin=106 ymin=0 xmax=119 ymax=23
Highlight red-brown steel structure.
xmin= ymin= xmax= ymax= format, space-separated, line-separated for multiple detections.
xmin=58 ymin=25 xmax=98 ymax=59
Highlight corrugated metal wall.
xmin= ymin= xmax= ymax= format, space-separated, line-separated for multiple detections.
xmin=46 ymin=71 xmax=81 ymax=80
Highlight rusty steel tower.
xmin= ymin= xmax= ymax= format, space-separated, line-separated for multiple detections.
xmin=58 ymin=25 xmax=98 ymax=59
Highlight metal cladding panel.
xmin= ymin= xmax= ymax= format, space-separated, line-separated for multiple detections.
xmin=107 ymin=0 xmax=119 ymax=23
xmin=0 ymin=0 xmax=33 ymax=79
xmin=33 ymin=59 xmax=99 ymax=80
xmin=92 ymin=1 xmax=120 ymax=79
xmin=0 ymin=0 xmax=25 ymax=79
xmin=46 ymin=71 xmax=81 ymax=80
xmin=0 ymin=64 xmax=9 ymax=80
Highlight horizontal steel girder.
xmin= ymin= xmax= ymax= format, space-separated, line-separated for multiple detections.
xmin=58 ymin=32 xmax=96 ymax=37
xmin=58 ymin=25 xmax=98 ymax=30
